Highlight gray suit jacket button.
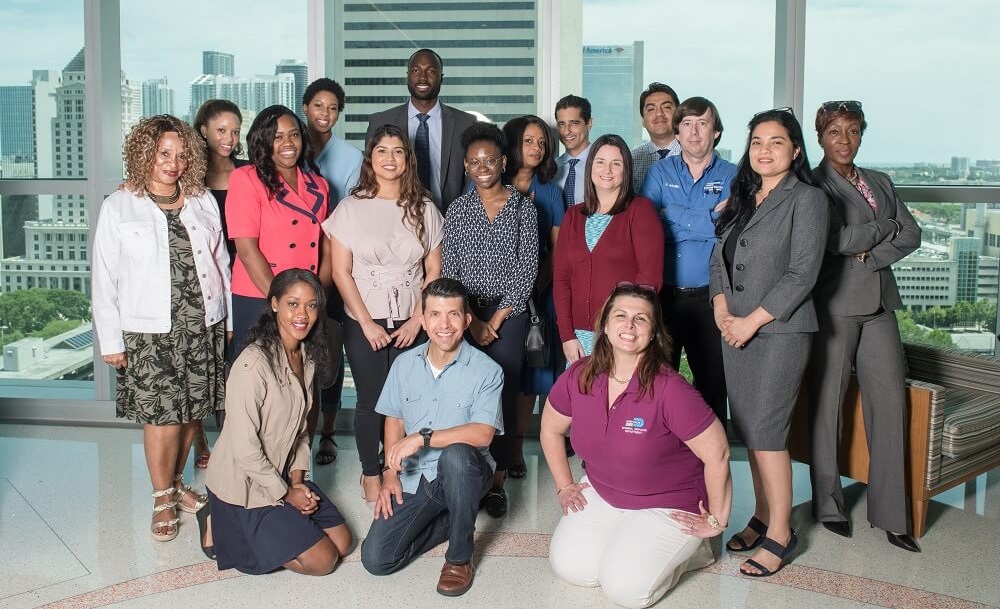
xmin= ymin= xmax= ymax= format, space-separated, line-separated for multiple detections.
xmin=736 ymin=263 xmax=745 ymax=271
xmin=735 ymin=285 xmax=745 ymax=292
xmin=739 ymin=238 xmax=749 ymax=246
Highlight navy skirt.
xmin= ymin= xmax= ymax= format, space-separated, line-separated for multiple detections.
xmin=208 ymin=481 xmax=345 ymax=575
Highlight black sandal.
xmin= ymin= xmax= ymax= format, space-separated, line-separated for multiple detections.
xmin=316 ymin=433 xmax=337 ymax=465
xmin=740 ymin=530 xmax=798 ymax=577
xmin=196 ymin=505 xmax=216 ymax=561
xmin=508 ymin=463 xmax=527 ymax=479
xmin=726 ymin=516 xmax=768 ymax=552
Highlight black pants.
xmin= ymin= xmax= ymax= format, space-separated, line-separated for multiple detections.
xmin=660 ymin=288 xmax=728 ymax=424
xmin=468 ymin=305 xmax=529 ymax=473
xmin=343 ymin=316 xmax=426 ymax=476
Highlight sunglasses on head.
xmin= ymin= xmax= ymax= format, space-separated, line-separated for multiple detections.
xmin=753 ymin=106 xmax=795 ymax=119
xmin=615 ymin=281 xmax=657 ymax=295
xmin=821 ymin=100 xmax=863 ymax=113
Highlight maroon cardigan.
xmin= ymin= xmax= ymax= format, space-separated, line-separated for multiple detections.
xmin=554 ymin=196 xmax=664 ymax=342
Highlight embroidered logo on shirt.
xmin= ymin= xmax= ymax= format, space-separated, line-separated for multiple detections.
xmin=704 ymin=181 xmax=725 ymax=195
xmin=622 ymin=417 xmax=647 ymax=435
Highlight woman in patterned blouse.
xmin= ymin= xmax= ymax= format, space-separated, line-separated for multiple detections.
xmin=442 ymin=122 xmax=538 ymax=518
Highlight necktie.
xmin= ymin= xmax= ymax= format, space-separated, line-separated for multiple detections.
xmin=657 ymin=148 xmax=669 ymax=159
xmin=415 ymin=113 xmax=432 ymax=191
xmin=563 ymin=158 xmax=580 ymax=209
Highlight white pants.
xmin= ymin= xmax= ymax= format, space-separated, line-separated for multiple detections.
xmin=548 ymin=478 xmax=715 ymax=609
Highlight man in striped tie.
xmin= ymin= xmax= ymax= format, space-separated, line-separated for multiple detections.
xmin=554 ymin=94 xmax=593 ymax=208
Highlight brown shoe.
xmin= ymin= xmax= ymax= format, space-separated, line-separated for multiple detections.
xmin=436 ymin=560 xmax=475 ymax=596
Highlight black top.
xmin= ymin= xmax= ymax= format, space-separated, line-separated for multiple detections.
xmin=213 ymin=158 xmax=249 ymax=267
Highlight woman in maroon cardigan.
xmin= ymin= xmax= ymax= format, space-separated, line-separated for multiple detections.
xmin=554 ymin=134 xmax=664 ymax=362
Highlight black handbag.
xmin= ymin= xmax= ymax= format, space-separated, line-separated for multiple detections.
xmin=525 ymin=297 xmax=549 ymax=368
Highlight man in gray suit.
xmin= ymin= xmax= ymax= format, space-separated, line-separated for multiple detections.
xmin=366 ymin=48 xmax=477 ymax=212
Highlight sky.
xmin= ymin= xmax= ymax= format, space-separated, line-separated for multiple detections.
xmin=1 ymin=0 xmax=998 ymax=165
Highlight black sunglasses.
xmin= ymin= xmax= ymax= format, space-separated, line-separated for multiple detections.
xmin=753 ymin=106 xmax=795 ymax=119
xmin=821 ymin=100 xmax=863 ymax=113
xmin=616 ymin=281 xmax=657 ymax=295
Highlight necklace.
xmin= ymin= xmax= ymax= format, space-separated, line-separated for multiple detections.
xmin=149 ymin=183 xmax=181 ymax=207
xmin=609 ymin=370 xmax=633 ymax=384
xmin=846 ymin=167 xmax=860 ymax=186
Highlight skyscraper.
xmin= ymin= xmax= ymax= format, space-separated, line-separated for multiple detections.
xmin=329 ymin=2 xmax=544 ymax=143
xmin=582 ymin=42 xmax=644 ymax=147
xmin=202 ymin=50 xmax=235 ymax=77
xmin=275 ymin=59 xmax=308 ymax=119
xmin=0 ymin=85 xmax=34 ymax=179
xmin=189 ymin=73 xmax=297 ymax=119
xmin=141 ymin=77 xmax=175 ymax=117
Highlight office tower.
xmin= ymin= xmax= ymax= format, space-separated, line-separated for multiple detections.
xmin=141 ymin=77 xmax=175 ymax=117
xmin=31 ymin=70 xmax=60 ymax=180
xmin=275 ymin=59 xmax=308 ymax=119
xmin=954 ymin=236 xmax=981 ymax=303
xmin=582 ymin=42 xmax=643 ymax=147
xmin=951 ymin=156 xmax=970 ymax=179
xmin=0 ymin=86 xmax=34 ymax=179
xmin=329 ymin=1 xmax=545 ymax=143
xmin=189 ymin=73 xmax=296 ymax=119
xmin=121 ymin=75 xmax=141 ymax=139
xmin=203 ymin=50 xmax=235 ymax=77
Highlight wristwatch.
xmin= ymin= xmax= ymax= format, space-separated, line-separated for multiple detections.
xmin=419 ymin=427 xmax=433 ymax=448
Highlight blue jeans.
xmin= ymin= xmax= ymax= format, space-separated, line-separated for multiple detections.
xmin=361 ymin=443 xmax=493 ymax=573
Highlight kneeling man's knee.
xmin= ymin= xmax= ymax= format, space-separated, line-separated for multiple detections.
xmin=360 ymin=535 xmax=395 ymax=576
xmin=437 ymin=443 xmax=479 ymax=473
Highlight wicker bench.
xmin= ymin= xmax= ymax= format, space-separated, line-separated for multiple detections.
xmin=789 ymin=343 xmax=1000 ymax=537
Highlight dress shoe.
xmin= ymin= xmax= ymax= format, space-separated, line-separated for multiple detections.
xmin=437 ymin=560 xmax=475 ymax=596
xmin=483 ymin=488 xmax=508 ymax=518
xmin=886 ymin=531 xmax=921 ymax=553
xmin=821 ymin=520 xmax=852 ymax=538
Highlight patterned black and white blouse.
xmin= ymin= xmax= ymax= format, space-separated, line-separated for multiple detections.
xmin=443 ymin=185 xmax=539 ymax=317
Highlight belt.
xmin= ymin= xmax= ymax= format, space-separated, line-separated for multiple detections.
xmin=471 ymin=295 xmax=503 ymax=308
xmin=671 ymin=285 xmax=709 ymax=297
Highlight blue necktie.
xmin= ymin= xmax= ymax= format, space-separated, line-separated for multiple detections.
xmin=415 ymin=113 xmax=432 ymax=191
xmin=563 ymin=158 xmax=580 ymax=209
xmin=657 ymin=148 xmax=669 ymax=159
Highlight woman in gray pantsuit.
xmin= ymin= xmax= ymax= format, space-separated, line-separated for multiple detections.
xmin=806 ymin=101 xmax=921 ymax=553
xmin=709 ymin=109 xmax=828 ymax=577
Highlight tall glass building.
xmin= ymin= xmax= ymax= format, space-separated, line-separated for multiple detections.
xmin=582 ymin=42 xmax=643 ymax=147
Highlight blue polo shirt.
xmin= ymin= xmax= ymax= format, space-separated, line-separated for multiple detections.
xmin=640 ymin=152 xmax=737 ymax=288
xmin=375 ymin=340 xmax=504 ymax=494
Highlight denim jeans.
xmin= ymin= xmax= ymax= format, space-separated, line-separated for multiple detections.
xmin=361 ymin=443 xmax=493 ymax=573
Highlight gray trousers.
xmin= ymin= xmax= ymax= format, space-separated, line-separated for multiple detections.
xmin=806 ymin=308 xmax=909 ymax=533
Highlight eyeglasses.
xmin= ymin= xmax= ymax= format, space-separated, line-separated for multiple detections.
xmin=821 ymin=100 xmax=863 ymax=113
xmin=753 ymin=106 xmax=795 ymax=119
xmin=465 ymin=156 xmax=502 ymax=170
xmin=615 ymin=281 xmax=657 ymax=295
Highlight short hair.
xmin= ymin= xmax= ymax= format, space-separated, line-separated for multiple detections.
xmin=123 ymin=114 xmax=206 ymax=197
xmin=815 ymin=104 xmax=868 ymax=139
xmin=193 ymin=99 xmax=244 ymax=160
xmin=408 ymin=48 xmax=443 ymax=70
xmin=421 ymin=277 xmax=469 ymax=312
xmin=639 ymin=82 xmax=679 ymax=113
xmin=502 ymin=115 xmax=557 ymax=184
xmin=581 ymin=134 xmax=635 ymax=217
xmin=673 ymin=96 xmax=724 ymax=147
xmin=460 ymin=121 xmax=506 ymax=153
xmin=555 ymin=94 xmax=592 ymax=123
xmin=302 ymin=78 xmax=346 ymax=111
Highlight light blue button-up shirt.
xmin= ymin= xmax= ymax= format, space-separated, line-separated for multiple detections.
xmin=407 ymin=100 xmax=443 ymax=204
xmin=375 ymin=340 xmax=504 ymax=494
xmin=640 ymin=151 xmax=737 ymax=288
xmin=555 ymin=143 xmax=591 ymax=207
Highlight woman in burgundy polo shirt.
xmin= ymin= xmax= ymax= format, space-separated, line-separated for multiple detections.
xmin=226 ymin=105 xmax=332 ymax=359
xmin=540 ymin=283 xmax=731 ymax=609
xmin=553 ymin=134 xmax=664 ymax=363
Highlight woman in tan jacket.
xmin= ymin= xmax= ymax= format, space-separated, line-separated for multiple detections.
xmin=202 ymin=269 xmax=352 ymax=575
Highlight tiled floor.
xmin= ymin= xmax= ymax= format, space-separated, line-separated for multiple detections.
xmin=1 ymin=423 xmax=997 ymax=609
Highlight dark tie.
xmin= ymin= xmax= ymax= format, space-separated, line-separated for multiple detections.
xmin=563 ymin=158 xmax=580 ymax=209
xmin=415 ymin=113 xmax=432 ymax=191
xmin=657 ymin=148 xmax=669 ymax=159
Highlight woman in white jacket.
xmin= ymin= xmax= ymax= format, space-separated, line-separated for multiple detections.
xmin=92 ymin=115 xmax=232 ymax=543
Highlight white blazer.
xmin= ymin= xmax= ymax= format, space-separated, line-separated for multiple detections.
xmin=91 ymin=189 xmax=232 ymax=355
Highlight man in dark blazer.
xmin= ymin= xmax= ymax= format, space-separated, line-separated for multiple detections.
xmin=365 ymin=48 xmax=476 ymax=213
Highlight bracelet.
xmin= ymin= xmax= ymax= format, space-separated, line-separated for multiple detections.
xmin=706 ymin=514 xmax=722 ymax=530
xmin=556 ymin=482 xmax=574 ymax=495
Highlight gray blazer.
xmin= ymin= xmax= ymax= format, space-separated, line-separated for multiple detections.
xmin=710 ymin=173 xmax=830 ymax=333
xmin=365 ymin=102 xmax=476 ymax=213
xmin=812 ymin=161 xmax=921 ymax=316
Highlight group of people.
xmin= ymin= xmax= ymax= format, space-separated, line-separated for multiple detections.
xmin=91 ymin=46 xmax=922 ymax=608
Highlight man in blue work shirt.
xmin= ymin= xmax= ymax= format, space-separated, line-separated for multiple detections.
xmin=640 ymin=96 xmax=736 ymax=427
xmin=360 ymin=278 xmax=504 ymax=597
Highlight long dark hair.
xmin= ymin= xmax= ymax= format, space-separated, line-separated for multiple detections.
xmin=717 ymin=109 xmax=814 ymax=237
xmin=245 ymin=269 xmax=333 ymax=387
xmin=579 ymin=283 xmax=672 ymax=398
xmin=581 ymin=134 xmax=635 ymax=217
xmin=193 ymin=99 xmax=244 ymax=160
xmin=501 ymin=115 xmax=556 ymax=184
xmin=352 ymin=124 xmax=431 ymax=247
xmin=246 ymin=104 xmax=318 ymax=198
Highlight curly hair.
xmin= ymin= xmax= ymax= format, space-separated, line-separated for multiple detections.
xmin=193 ymin=99 xmax=244 ymax=160
xmin=352 ymin=124 xmax=430 ymax=248
xmin=246 ymin=105 xmax=318 ymax=198
xmin=579 ymin=283 xmax=673 ymax=398
xmin=123 ymin=115 xmax=206 ymax=197
xmin=502 ymin=115 xmax=557 ymax=184
xmin=245 ymin=269 xmax=333 ymax=388
xmin=460 ymin=121 xmax=506 ymax=152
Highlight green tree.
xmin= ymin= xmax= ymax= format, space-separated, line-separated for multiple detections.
xmin=0 ymin=289 xmax=92 ymax=335
xmin=897 ymin=311 xmax=953 ymax=348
